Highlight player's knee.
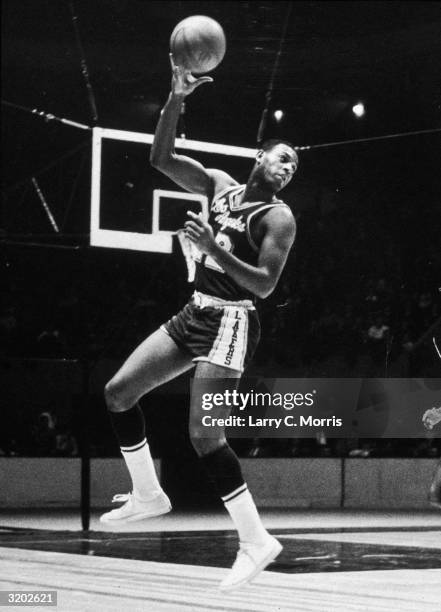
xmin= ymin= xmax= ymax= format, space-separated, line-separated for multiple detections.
xmin=104 ymin=379 xmax=131 ymax=413
xmin=189 ymin=427 xmax=225 ymax=457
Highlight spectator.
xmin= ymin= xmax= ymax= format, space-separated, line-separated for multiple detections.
xmin=32 ymin=412 xmax=57 ymax=456
xmin=366 ymin=314 xmax=391 ymax=375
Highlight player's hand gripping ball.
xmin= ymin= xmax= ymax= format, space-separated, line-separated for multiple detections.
xmin=170 ymin=15 xmax=226 ymax=74
xmin=169 ymin=54 xmax=213 ymax=97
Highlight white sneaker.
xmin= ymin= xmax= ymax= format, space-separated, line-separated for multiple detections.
xmin=219 ymin=535 xmax=282 ymax=591
xmin=100 ymin=491 xmax=171 ymax=523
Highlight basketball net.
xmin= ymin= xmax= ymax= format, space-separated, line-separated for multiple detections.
xmin=176 ymin=229 xmax=199 ymax=282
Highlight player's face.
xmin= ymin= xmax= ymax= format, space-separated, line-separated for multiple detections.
xmin=257 ymin=144 xmax=298 ymax=192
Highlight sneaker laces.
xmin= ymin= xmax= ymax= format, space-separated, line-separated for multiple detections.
xmin=111 ymin=493 xmax=131 ymax=503
xmin=236 ymin=539 xmax=273 ymax=565
xmin=233 ymin=544 xmax=255 ymax=566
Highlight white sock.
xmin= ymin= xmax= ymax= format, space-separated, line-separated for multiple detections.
xmin=223 ymin=487 xmax=269 ymax=546
xmin=121 ymin=439 xmax=162 ymax=501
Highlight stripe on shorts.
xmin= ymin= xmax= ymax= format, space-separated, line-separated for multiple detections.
xmin=208 ymin=306 xmax=249 ymax=371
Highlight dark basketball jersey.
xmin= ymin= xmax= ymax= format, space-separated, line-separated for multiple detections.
xmin=194 ymin=184 xmax=290 ymax=301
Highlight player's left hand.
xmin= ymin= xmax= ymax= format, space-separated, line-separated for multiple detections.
xmin=422 ymin=407 xmax=441 ymax=430
xmin=184 ymin=211 xmax=216 ymax=255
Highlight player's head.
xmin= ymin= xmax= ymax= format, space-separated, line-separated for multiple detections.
xmin=253 ymin=139 xmax=299 ymax=193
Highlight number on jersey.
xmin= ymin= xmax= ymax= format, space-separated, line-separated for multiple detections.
xmin=195 ymin=231 xmax=233 ymax=273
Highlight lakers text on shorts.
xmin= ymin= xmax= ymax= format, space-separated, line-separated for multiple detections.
xmin=161 ymin=293 xmax=260 ymax=372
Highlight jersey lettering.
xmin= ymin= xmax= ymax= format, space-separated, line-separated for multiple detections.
xmin=214 ymin=211 xmax=246 ymax=233
xmin=194 ymin=185 xmax=288 ymax=301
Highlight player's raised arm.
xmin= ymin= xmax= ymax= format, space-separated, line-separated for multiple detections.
xmin=150 ymin=54 xmax=236 ymax=196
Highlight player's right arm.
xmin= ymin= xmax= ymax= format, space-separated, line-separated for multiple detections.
xmin=150 ymin=55 xmax=237 ymax=196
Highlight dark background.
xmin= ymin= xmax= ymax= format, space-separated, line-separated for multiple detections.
xmin=1 ymin=1 xmax=440 ymax=467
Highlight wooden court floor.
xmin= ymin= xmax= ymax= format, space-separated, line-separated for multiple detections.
xmin=0 ymin=510 xmax=440 ymax=611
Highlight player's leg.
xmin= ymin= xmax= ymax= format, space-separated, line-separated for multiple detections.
xmin=188 ymin=360 xmax=282 ymax=590
xmin=422 ymin=406 xmax=441 ymax=508
xmin=101 ymin=328 xmax=194 ymax=523
xmin=429 ymin=461 xmax=441 ymax=508
xmin=105 ymin=327 xmax=193 ymax=411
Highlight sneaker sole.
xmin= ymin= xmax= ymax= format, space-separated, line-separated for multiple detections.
xmin=219 ymin=539 xmax=283 ymax=592
xmin=100 ymin=504 xmax=171 ymax=524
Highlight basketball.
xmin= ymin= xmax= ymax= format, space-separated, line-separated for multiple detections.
xmin=170 ymin=15 xmax=226 ymax=74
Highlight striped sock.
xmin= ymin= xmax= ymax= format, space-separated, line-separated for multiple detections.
xmin=222 ymin=483 xmax=248 ymax=504
xmin=121 ymin=438 xmax=162 ymax=501
xmin=199 ymin=445 xmax=269 ymax=546
xmin=223 ymin=488 xmax=269 ymax=546
xmin=199 ymin=444 xmax=245 ymax=498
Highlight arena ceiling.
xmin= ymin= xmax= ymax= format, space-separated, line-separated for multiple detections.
xmin=2 ymin=0 xmax=441 ymax=186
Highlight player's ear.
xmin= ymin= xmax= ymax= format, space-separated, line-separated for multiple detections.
xmin=256 ymin=149 xmax=264 ymax=164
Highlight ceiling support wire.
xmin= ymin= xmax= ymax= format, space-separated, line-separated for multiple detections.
xmin=68 ymin=1 xmax=99 ymax=123
xmin=256 ymin=2 xmax=293 ymax=145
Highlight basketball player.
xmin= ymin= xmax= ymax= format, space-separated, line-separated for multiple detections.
xmin=100 ymin=55 xmax=298 ymax=590
xmin=422 ymin=334 xmax=441 ymax=509
xmin=423 ymin=405 xmax=441 ymax=509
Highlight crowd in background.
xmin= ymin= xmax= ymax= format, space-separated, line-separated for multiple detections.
xmin=1 ymin=178 xmax=440 ymax=459
xmin=2 ymin=199 xmax=440 ymax=370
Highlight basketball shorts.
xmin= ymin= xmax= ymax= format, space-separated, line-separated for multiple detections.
xmin=160 ymin=291 xmax=260 ymax=372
